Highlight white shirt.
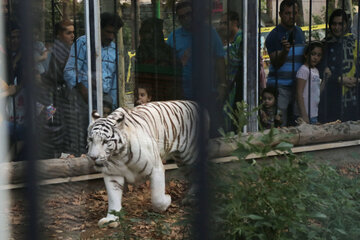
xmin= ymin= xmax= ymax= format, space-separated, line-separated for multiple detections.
xmin=296 ymin=64 xmax=321 ymax=118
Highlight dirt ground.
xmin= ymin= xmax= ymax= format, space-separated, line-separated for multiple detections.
xmin=9 ymin=178 xmax=190 ymax=240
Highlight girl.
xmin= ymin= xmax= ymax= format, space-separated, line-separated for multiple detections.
xmin=295 ymin=41 xmax=323 ymax=124
xmin=135 ymin=83 xmax=152 ymax=106
xmin=259 ymin=86 xmax=282 ymax=129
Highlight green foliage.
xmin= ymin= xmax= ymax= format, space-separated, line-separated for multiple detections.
xmin=107 ymin=210 xmax=137 ymax=240
xmin=219 ymin=101 xmax=251 ymax=137
xmin=210 ymin=101 xmax=360 ymax=240
xmin=210 ymin=153 xmax=360 ymax=240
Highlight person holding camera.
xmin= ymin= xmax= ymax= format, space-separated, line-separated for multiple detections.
xmin=265 ymin=0 xmax=305 ymax=126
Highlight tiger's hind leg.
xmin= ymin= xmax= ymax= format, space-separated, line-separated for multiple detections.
xmin=98 ymin=175 xmax=125 ymax=228
xmin=150 ymin=165 xmax=172 ymax=212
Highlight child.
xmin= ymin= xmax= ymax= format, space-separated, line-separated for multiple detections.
xmin=295 ymin=41 xmax=323 ymax=124
xmin=259 ymin=86 xmax=282 ymax=129
xmin=135 ymin=83 xmax=152 ymax=106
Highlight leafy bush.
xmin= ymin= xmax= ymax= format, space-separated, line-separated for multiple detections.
xmin=210 ymin=155 xmax=360 ymax=240
xmin=209 ymin=102 xmax=360 ymax=240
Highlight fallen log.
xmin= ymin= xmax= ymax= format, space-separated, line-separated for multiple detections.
xmin=208 ymin=120 xmax=360 ymax=158
xmin=3 ymin=121 xmax=360 ymax=184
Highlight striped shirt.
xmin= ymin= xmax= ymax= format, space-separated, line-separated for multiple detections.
xmin=266 ymin=25 xmax=305 ymax=86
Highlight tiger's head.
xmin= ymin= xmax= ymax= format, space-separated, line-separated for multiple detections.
xmin=87 ymin=110 xmax=127 ymax=170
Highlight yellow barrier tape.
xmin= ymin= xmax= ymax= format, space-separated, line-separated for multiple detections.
xmin=261 ymin=24 xmax=326 ymax=33
xmin=126 ymin=51 xmax=136 ymax=83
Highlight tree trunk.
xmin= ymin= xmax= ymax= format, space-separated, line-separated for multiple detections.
xmin=5 ymin=121 xmax=360 ymax=184
xmin=209 ymin=121 xmax=360 ymax=158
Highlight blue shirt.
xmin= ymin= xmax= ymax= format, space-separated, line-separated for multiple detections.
xmin=64 ymin=35 xmax=118 ymax=107
xmin=266 ymin=25 xmax=305 ymax=86
xmin=166 ymin=27 xmax=225 ymax=99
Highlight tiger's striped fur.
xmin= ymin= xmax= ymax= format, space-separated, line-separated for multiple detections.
xmin=87 ymin=100 xmax=203 ymax=227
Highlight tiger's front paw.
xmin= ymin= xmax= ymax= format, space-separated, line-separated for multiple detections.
xmin=152 ymin=194 xmax=171 ymax=212
xmin=98 ymin=214 xmax=119 ymax=228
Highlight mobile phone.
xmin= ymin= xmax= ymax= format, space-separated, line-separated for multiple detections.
xmin=287 ymin=31 xmax=294 ymax=44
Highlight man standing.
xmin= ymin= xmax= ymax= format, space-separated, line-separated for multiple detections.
xmin=166 ymin=0 xmax=226 ymax=101
xmin=220 ymin=11 xmax=242 ymax=85
xmin=64 ymin=12 xmax=123 ymax=109
xmin=265 ymin=0 xmax=305 ymax=126
xmin=63 ymin=12 xmax=123 ymax=156
xmin=166 ymin=1 xmax=226 ymax=137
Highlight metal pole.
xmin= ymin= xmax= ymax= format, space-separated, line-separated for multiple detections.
xmin=308 ymin=0 xmax=313 ymax=122
xmin=192 ymin=0 xmax=211 ymax=238
xmin=85 ymin=0 xmax=93 ymax=122
xmin=0 ymin=4 xmax=10 ymax=239
xmin=254 ymin=0 xmax=259 ymax=130
xmin=94 ymin=0 xmax=103 ymax=116
xmin=156 ymin=0 xmax=161 ymax=19
xmin=243 ymin=0 xmax=248 ymax=133
xmin=19 ymin=0 xmax=39 ymax=238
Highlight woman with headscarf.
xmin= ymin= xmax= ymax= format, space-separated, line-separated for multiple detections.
xmin=319 ymin=9 xmax=360 ymax=122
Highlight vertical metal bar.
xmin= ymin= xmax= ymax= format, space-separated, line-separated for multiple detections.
xmin=73 ymin=0 xmax=78 ymax=42
xmin=291 ymin=2 xmax=295 ymax=125
xmin=258 ymin=0 xmax=261 ymax=102
xmin=51 ymin=0 xmax=55 ymax=41
xmin=155 ymin=0 xmax=161 ymax=19
xmin=274 ymin=0 xmax=279 ymax=114
xmin=324 ymin=0 xmax=329 ymax=120
xmin=357 ymin=0 xmax=360 ymax=119
xmin=85 ymin=0 xmax=93 ymax=121
xmin=19 ymin=0 xmax=39 ymax=238
xmin=94 ymin=0 xmax=103 ymax=116
xmin=192 ymin=0 xmax=209 ymax=238
xmin=243 ymin=0 xmax=248 ymax=133
xmin=255 ymin=0 xmax=259 ymax=129
xmin=0 ymin=4 xmax=10 ymax=239
xmin=114 ymin=0 xmax=120 ymax=108
xmin=308 ymin=0 xmax=312 ymax=122
xmin=245 ymin=0 xmax=258 ymax=132
xmin=340 ymin=0 xmax=345 ymax=120
xmin=225 ymin=1 xmax=230 ymax=85
xmin=134 ymin=0 xmax=139 ymax=52
xmin=172 ymin=0 xmax=177 ymax=98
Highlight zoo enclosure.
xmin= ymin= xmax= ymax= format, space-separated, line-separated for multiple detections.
xmin=1 ymin=0 xmax=360 ymax=238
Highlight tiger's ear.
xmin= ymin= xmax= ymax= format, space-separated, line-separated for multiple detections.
xmin=112 ymin=111 xmax=125 ymax=128
xmin=92 ymin=110 xmax=101 ymax=121
xmin=108 ymin=109 xmax=126 ymax=126
xmin=115 ymin=112 xmax=125 ymax=124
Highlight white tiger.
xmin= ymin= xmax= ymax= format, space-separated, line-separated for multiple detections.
xmin=87 ymin=100 xmax=204 ymax=227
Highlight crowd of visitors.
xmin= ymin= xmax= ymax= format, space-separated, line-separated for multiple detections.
xmin=260 ymin=0 xmax=360 ymax=129
xmin=2 ymin=0 xmax=360 ymax=160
